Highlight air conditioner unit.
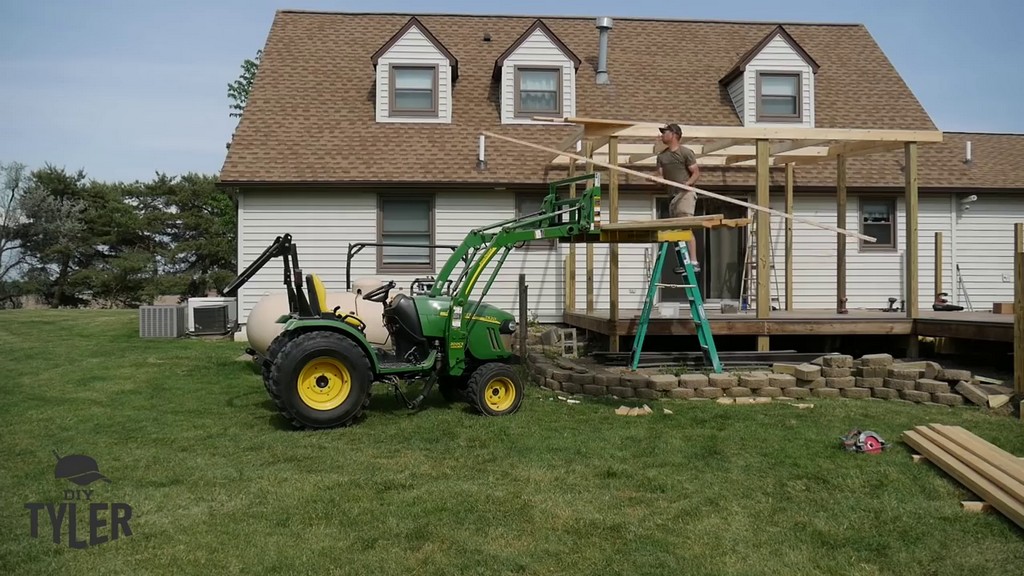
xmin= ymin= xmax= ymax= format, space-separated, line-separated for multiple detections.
xmin=139 ymin=305 xmax=187 ymax=338
xmin=187 ymin=297 xmax=238 ymax=335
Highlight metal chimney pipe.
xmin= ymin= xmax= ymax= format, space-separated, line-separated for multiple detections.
xmin=596 ymin=17 xmax=613 ymax=84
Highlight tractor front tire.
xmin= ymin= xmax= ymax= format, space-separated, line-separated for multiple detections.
xmin=467 ymin=363 xmax=524 ymax=417
xmin=270 ymin=331 xmax=373 ymax=429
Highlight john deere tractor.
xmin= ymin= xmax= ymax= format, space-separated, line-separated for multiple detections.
xmin=222 ymin=174 xmax=601 ymax=429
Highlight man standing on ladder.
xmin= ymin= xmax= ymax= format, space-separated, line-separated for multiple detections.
xmin=656 ymin=123 xmax=702 ymax=271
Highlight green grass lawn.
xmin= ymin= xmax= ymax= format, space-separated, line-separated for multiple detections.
xmin=2 ymin=309 xmax=1023 ymax=576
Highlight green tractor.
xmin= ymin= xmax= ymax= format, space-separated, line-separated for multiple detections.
xmin=222 ymin=174 xmax=602 ymax=429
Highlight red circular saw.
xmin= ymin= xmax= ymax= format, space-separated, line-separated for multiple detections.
xmin=840 ymin=429 xmax=888 ymax=454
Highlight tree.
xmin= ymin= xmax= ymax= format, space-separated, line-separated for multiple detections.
xmin=1 ymin=161 xmax=29 ymax=281
xmin=227 ymin=48 xmax=262 ymax=119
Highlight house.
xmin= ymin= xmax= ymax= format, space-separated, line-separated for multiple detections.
xmin=218 ymin=10 xmax=1024 ymax=340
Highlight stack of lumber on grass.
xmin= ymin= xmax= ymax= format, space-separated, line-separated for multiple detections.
xmin=902 ymin=424 xmax=1024 ymax=529
xmin=601 ymin=213 xmax=751 ymax=231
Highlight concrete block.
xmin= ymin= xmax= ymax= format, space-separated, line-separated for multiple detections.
xmin=561 ymin=383 xmax=582 ymax=395
xmin=856 ymin=377 xmax=884 ymax=389
xmin=888 ymin=367 xmax=925 ymax=380
xmin=768 ymin=373 xmax=798 ymax=388
xmin=757 ymin=387 xmax=784 ymax=398
xmin=709 ymin=373 xmax=738 ymax=389
xmin=794 ymin=364 xmax=822 ymax=380
xmin=740 ymin=372 xmax=770 ymax=390
xmin=726 ymin=387 xmax=752 ymax=397
xmin=940 ymin=369 xmax=972 ymax=383
xmin=772 ymin=363 xmax=797 ymax=375
xmin=608 ymin=386 xmax=635 ymax=398
xmin=915 ymin=378 xmax=950 ymax=394
xmin=900 ymin=389 xmax=932 ymax=403
xmin=841 ymin=388 xmax=871 ymax=399
xmin=827 ymin=376 xmax=856 ymax=389
xmin=884 ymin=378 xmax=916 ymax=391
xmin=649 ymin=374 xmax=680 ymax=392
xmin=546 ymin=378 xmax=561 ymax=392
xmin=621 ymin=373 xmax=651 ymax=389
xmin=821 ymin=355 xmax=854 ymax=368
xmin=783 ymin=387 xmax=811 ymax=399
xmin=697 ymin=387 xmax=725 ymax=399
xmin=595 ymin=373 xmax=620 ymax=387
xmin=872 ymin=388 xmax=899 ymax=400
xmin=552 ymin=369 xmax=574 ymax=383
xmin=822 ymin=368 xmax=853 ymax=378
xmin=679 ymin=373 xmax=710 ymax=389
xmin=636 ymin=388 xmax=661 ymax=400
xmin=583 ymin=385 xmax=607 ymax=396
xmin=800 ymin=377 xmax=826 ymax=389
xmin=859 ymin=353 xmax=894 ymax=367
xmin=933 ymin=392 xmax=964 ymax=406
xmin=570 ymin=372 xmax=595 ymax=386
xmin=812 ymin=388 xmax=841 ymax=399
xmin=668 ymin=388 xmax=695 ymax=399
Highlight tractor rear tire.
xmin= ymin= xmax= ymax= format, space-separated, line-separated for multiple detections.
xmin=262 ymin=331 xmax=295 ymax=398
xmin=467 ymin=363 xmax=524 ymax=417
xmin=270 ymin=331 xmax=373 ymax=429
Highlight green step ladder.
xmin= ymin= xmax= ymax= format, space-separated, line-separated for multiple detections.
xmin=628 ymin=240 xmax=723 ymax=373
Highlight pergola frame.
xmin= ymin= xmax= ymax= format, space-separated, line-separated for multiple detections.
xmin=495 ymin=116 xmax=944 ymax=353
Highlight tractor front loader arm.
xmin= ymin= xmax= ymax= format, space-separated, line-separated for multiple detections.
xmin=437 ymin=173 xmax=602 ymax=375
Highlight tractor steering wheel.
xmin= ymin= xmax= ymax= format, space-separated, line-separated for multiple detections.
xmin=362 ymin=281 xmax=396 ymax=303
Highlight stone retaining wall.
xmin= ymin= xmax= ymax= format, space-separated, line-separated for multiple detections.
xmin=523 ymin=349 xmax=1010 ymax=409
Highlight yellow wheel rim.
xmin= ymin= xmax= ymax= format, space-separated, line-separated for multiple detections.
xmin=484 ymin=377 xmax=516 ymax=412
xmin=297 ymin=356 xmax=351 ymax=411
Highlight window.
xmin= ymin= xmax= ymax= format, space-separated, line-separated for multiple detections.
xmin=860 ymin=198 xmax=897 ymax=250
xmin=390 ymin=66 xmax=437 ymax=116
xmin=514 ymin=67 xmax=561 ymax=117
xmin=516 ymin=193 xmax=556 ymax=249
xmin=378 ymin=195 xmax=434 ymax=272
xmin=756 ymin=72 xmax=801 ymax=121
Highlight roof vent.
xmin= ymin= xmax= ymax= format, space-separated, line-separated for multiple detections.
xmin=483 ymin=33 xmax=491 ymax=42
xmin=964 ymin=140 xmax=973 ymax=165
xmin=596 ymin=17 xmax=613 ymax=84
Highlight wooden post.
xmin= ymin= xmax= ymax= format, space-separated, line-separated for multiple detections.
xmin=905 ymin=142 xmax=920 ymax=356
xmin=1015 ymin=223 xmax=1024 ymax=410
xmin=608 ymin=136 xmax=620 ymax=352
xmin=785 ymin=163 xmax=794 ymax=311
xmin=756 ymin=139 xmax=771 ymax=351
xmin=519 ymin=273 xmax=528 ymax=359
xmin=836 ymin=154 xmax=848 ymax=314
xmin=585 ymin=141 xmax=595 ymax=314
xmin=566 ymin=157 xmax=577 ymax=312
xmin=934 ymin=232 xmax=943 ymax=302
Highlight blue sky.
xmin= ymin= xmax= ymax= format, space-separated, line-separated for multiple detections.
xmin=1 ymin=0 xmax=1022 ymax=183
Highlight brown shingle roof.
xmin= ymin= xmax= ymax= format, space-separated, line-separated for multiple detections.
xmin=223 ymin=11 xmax=1014 ymax=190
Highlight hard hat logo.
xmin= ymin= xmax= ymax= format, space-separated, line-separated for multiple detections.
xmin=52 ymin=450 xmax=112 ymax=486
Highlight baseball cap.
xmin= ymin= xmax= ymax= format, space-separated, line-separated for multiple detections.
xmin=659 ymin=123 xmax=682 ymax=137
xmin=53 ymin=451 xmax=112 ymax=486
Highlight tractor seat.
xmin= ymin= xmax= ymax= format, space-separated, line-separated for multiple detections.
xmin=305 ymin=273 xmax=367 ymax=332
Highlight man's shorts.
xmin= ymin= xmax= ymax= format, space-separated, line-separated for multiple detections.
xmin=669 ymin=190 xmax=696 ymax=218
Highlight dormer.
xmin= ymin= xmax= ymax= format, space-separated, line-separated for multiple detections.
xmin=372 ymin=17 xmax=458 ymax=124
xmin=720 ymin=26 xmax=819 ymax=127
xmin=493 ymin=20 xmax=581 ymax=124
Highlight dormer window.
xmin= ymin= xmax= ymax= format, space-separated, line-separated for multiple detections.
xmin=391 ymin=65 xmax=438 ymax=116
xmin=494 ymin=20 xmax=580 ymax=124
xmin=372 ymin=17 xmax=457 ymax=124
xmin=756 ymin=72 xmax=801 ymax=122
xmin=719 ymin=25 xmax=818 ymax=127
xmin=515 ymin=67 xmax=562 ymax=117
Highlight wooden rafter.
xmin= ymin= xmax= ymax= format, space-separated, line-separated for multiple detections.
xmin=542 ymin=116 xmax=943 ymax=168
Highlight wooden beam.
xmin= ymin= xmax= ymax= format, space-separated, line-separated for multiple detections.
xmin=771 ymin=139 xmax=832 ymax=154
xmin=697 ymin=139 xmax=746 ymax=155
xmin=935 ymin=231 xmax=943 ymax=302
xmin=905 ymin=142 xmax=919 ymax=322
xmin=785 ymin=163 xmax=794 ymax=311
xmin=567 ymin=158 xmax=577 ymax=312
xmin=1015 ymin=223 xmax=1024 ymax=404
xmin=482 ymin=131 xmax=877 ymax=242
xmin=789 ymin=141 xmax=906 ymax=166
xmin=609 ymin=136 xmax=620 ymax=353
xmin=602 ymin=214 xmax=726 ymax=231
xmin=837 ymin=154 xmax=848 ymax=314
xmin=537 ymin=116 xmax=945 ymax=143
xmin=756 ymin=139 xmax=771 ymax=352
xmin=585 ymin=141 xmax=596 ymax=314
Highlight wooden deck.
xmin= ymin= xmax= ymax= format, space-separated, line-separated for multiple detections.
xmin=564 ymin=308 xmax=1014 ymax=343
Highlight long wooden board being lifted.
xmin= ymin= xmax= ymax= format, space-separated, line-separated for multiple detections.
xmin=482 ymin=130 xmax=876 ymax=243
xmin=601 ymin=214 xmax=750 ymax=232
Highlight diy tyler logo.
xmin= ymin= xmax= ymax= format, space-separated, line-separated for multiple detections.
xmin=24 ymin=451 xmax=134 ymax=549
